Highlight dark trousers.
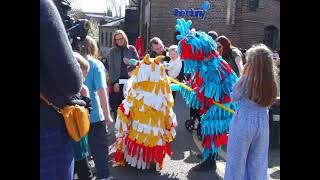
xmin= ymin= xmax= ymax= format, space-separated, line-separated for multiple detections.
xmin=74 ymin=158 xmax=93 ymax=180
xmin=110 ymin=84 xmax=125 ymax=119
xmin=40 ymin=127 xmax=74 ymax=180
xmin=208 ymin=153 xmax=217 ymax=160
xmin=88 ymin=121 xmax=109 ymax=179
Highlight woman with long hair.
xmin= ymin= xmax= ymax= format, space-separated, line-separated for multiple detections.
xmin=224 ymin=44 xmax=279 ymax=180
xmin=107 ymin=30 xmax=139 ymax=118
xmin=216 ymin=36 xmax=244 ymax=77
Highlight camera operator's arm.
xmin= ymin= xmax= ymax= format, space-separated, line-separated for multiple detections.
xmin=40 ymin=0 xmax=82 ymax=97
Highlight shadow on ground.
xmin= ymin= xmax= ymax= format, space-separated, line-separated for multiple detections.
xmin=270 ymin=169 xmax=280 ymax=179
xmin=110 ymin=163 xmax=180 ymax=180
xmin=187 ymin=168 xmax=223 ymax=180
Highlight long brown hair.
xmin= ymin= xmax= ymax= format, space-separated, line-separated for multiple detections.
xmin=79 ymin=35 xmax=99 ymax=58
xmin=238 ymin=44 xmax=278 ymax=107
xmin=216 ymin=35 xmax=233 ymax=58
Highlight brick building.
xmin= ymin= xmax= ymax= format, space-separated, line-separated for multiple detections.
xmin=140 ymin=0 xmax=279 ymax=50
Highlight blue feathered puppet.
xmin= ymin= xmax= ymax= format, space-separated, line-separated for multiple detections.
xmin=174 ymin=18 xmax=239 ymax=165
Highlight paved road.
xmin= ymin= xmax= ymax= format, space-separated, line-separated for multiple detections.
xmin=86 ymin=93 xmax=280 ymax=180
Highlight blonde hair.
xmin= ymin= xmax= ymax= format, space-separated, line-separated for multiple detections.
xmin=80 ymin=35 xmax=99 ymax=58
xmin=168 ymin=45 xmax=178 ymax=53
xmin=73 ymin=52 xmax=90 ymax=78
xmin=238 ymin=44 xmax=278 ymax=107
xmin=112 ymin=29 xmax=129 ymax=47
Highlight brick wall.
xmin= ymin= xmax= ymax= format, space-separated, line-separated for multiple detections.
xmin=238 ymin=0 xmax=280 ymax=49
xmin=147 ymin=0 xmax=279 ymax=50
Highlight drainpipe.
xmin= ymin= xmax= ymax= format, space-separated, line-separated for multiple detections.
xmin=139 ymin=0 xmax=144 ymax=36
xmin=226 ymin=0 xmax=232 ymax=25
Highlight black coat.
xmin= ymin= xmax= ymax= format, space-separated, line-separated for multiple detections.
xmin=40 ymin=0 xmax=82 ymax=128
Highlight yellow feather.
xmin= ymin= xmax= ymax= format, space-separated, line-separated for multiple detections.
xmin=160 ymin=66 xmax=164 ymax=76
xmin=152 ymin=62 xmax=156 ymax=72
xmin=137 ymin=133 xmax=146 ymax=144
xmin=154 ymin=55 xmax=165 ymax=64
xmin=129 ymin=129 xmax=138 ymax=140
xmin=133 ymin=66 xmax=139 ymax=76
xmin=143 ymin=54 xmax=151 ymax=64
xmin=150 ymin=136 xmax=159 ymax=146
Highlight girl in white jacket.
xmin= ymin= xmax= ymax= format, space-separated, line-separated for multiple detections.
xmin=166 ymin=45 xmax=182 ymax=80
xmin=166 ymin=45 xmax=182 ymax=99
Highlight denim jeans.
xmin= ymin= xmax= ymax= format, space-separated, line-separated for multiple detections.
xmin=40 ymin=127 xmax=74 ymax=180
xmin=88 ymin=121 xmax=109 ymax=179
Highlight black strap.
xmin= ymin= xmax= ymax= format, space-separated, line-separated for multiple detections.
xmin=40 ymin=93 xmax=62 ymax=113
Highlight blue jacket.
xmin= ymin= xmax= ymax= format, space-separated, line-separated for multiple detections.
xmin=40 ymin=0 xmax=82 ymax=128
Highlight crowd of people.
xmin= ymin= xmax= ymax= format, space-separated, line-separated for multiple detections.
xmin=40 ymin=0 xmax=279 ymax=179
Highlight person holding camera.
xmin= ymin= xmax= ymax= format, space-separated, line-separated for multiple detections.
xmin=40 ymin=0 xmax=83 ymax=179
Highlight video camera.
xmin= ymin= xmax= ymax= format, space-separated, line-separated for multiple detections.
xmin=54 ymin=0 xmax=91 ymax=51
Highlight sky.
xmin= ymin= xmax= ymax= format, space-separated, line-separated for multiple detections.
xmin=71 ymin=0 xmax=129 ymax=17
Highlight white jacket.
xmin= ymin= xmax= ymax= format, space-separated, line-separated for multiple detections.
xmin=167 ymin=58 xmax=182 ymax=79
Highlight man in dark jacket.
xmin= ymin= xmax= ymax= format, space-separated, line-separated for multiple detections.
xmin=149 ymin=37 xmax=171 ymax=63
xmin=40 ymin=0 xmax=83 ymax=179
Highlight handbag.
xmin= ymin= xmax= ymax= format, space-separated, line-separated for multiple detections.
xmin=40 ymin=93 xmax=90 ymax=142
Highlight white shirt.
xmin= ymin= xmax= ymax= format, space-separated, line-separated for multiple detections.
xmin=123 ymin=77 xmax=133 ymax=98
xmin=167 ymin=58 xmax=182 ymax=79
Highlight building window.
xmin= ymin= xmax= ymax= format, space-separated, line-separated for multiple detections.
xmin=259 ymin=0 xmax=265 ymax=8
xmin=107 ymin=9 xmax=112 ymax=17
xmin=263 ymin=26 xmax=279 ymax=50
xmin=105 ymin=32 xmax=108 ymax=47
xmin=101 ymin=32 xmax=104 ymax=47
xmin=109 ymin=32 xmax=113 ymax=47
xmin=249 ymin=0 xmax=259 ymax=11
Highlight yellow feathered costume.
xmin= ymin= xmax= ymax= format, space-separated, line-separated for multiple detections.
xmin=113 ymin=54 xmax=177 ymax=171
